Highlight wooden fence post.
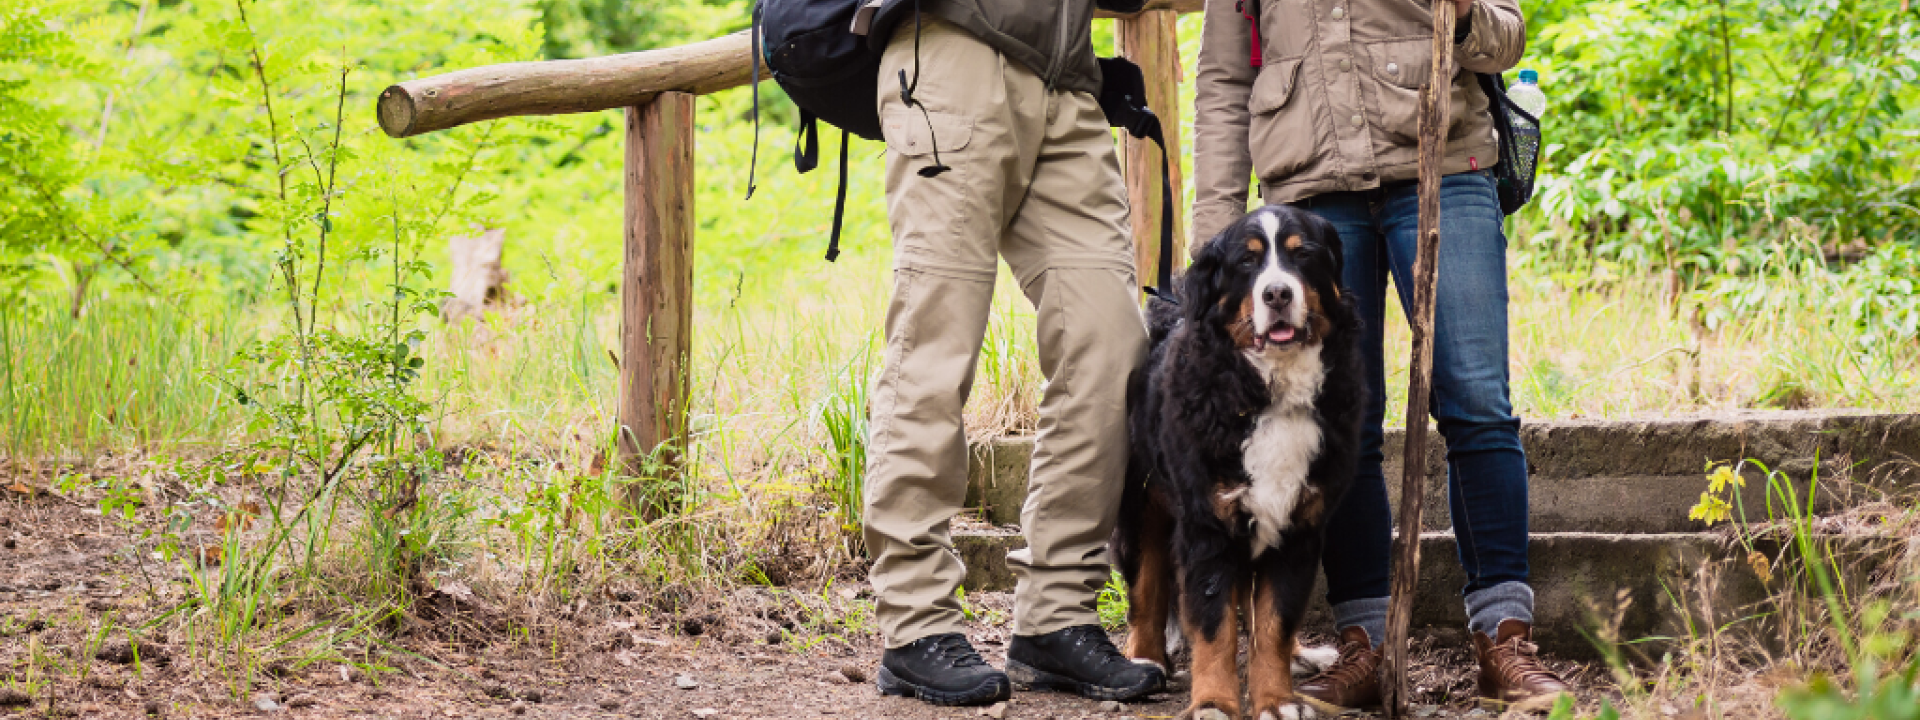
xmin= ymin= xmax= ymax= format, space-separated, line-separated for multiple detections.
xmin=617 ymin=91 xmax=695 ymax=515
xmin=1118 ymin=10 xmax=1188 ymax=287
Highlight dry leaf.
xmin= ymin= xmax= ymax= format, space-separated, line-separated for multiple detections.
xmin=1747 ymin=550 xmax=1773 ymax=584
xmin=193 ymin=545 xmax=224 ymax=567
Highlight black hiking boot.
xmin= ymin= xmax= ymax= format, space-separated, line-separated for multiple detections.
xmin=875 ymin=633 xmax=1011 ymax=706
xmin=1006 ymin=624 xmax=1165 ymax=701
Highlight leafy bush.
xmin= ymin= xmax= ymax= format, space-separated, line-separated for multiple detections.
xmin=1523 ymin=0 xmax=1920 ymax=276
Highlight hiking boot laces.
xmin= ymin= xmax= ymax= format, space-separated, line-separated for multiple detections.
xmin=929 ymin=634 xmax=987 ymax=668
xmin=1307 ymin=638 xmax=1377 ymax=689
xmin=1064 ymin=625 xmax=1131 ymax=669
xmin=1488 ymin=637 xmax=1566 ymax=687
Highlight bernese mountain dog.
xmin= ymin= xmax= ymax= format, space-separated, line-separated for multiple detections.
xmin=1113 ymin=205 xmax=1365 ymax=720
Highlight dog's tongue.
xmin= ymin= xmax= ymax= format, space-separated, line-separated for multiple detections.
xmin=1267 ymin=326 xmax=1296 ymax=344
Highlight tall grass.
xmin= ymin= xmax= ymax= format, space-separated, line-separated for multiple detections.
xmin=0 ymin=299 xmax=247 ymax=458
xmin=1571 ymin=457 xmax=1920 ymax=720
xmin=7 ymin=244 xmax=1916 ymax=467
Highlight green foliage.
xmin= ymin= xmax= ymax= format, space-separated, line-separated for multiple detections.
xmin=1097 ymin=571 xmax=1129 ymax=631
xmin=1524 ymin=0 xmax=1920 ymax=276
xmin=816 ymin=343 xmax=874 ymax=557
xmin=1778 ymin=635 xmax=1920 ymax=720
xmin=0 ymin=0 xmax=149 ymax=310
xmin=535 ymin=0 xmax=747 ymax=58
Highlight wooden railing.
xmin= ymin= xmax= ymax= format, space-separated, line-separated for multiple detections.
xmin=377 ymin=0 xmax=1201 ymax=485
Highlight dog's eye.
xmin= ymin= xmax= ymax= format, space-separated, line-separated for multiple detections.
xmin=1237 ymin=256 xmax=1258 ymax=270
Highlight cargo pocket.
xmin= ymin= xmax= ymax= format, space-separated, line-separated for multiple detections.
xmin=1362 ymin=37 xmax=1432 ymax=148
xmin=881 ymin=107 xmax=973 ymax=158
xmin=1246 ymin=56 xmax=1313 ymax=180
xmin=879 ymin=107 xmax=981 ymax=270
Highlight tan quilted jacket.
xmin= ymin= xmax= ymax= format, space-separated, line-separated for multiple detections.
xmin=1191 ymin=0 xmax=1526 ymax=244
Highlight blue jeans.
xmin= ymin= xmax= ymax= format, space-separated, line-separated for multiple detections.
xmin=1290 ymin=171 xmax=1530 ymax=610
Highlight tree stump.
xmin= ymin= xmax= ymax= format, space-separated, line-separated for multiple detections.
xmin=443 ymin=226 xmax=509 ymax=322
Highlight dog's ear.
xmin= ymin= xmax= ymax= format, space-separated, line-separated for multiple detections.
xmin=1302 ymin=210 xmax=1344 ymax=284
xmin=1181 ymin=221 xmax=1234 ymax=322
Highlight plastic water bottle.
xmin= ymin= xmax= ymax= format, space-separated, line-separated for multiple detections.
xmin=1509 ymin=68 xmax=1546 ymax=119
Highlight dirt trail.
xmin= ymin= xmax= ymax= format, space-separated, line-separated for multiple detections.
xmin=1 ymin=491 xmax=1598 ymax=719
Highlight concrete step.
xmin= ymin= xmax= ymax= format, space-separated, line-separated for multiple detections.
xmin=950 ymin=529 xmax=1920 ymax=660
xmin=964 ymin=411 xmax=1920 ymax=533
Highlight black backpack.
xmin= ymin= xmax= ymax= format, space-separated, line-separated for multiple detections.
xmin=746 ymin=0 xmax=891 ymax=262
xmin=749 ymin=0 xmax=1176 ymax=293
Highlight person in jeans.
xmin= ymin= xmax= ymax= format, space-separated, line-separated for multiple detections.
xmin=859 ymin=0 xmax=1164 ymax=707
xmin=1191 ymin=0 xmax=1573 ymax=712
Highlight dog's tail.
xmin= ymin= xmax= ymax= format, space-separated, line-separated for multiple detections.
xmin=1111 ymin=378 xmax=1151 ymax=587
xmin=1144 ymin=292 xmax=1181 ymax=347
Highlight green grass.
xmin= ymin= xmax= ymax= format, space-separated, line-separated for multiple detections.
xmin=7 ymin=241 xmax=1917 ymax=468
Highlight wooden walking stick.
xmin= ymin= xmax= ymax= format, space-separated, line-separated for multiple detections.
xmin=1381 ymin=4 xmax=1456 ymax=718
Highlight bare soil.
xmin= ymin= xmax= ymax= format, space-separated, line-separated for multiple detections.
xmin=2 ymin=486 xmax=1608 ymax=720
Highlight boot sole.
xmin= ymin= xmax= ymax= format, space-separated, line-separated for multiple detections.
xmin=1477 ymin=691 xmax=1570 ymax=715
xmin=1296 ymin=694 xmax=1363 ymax=716
xmin=1004 ymin=659 xmax=1163 ymax=702
xmin=875 ymin=665 xmax=1010 ymax=706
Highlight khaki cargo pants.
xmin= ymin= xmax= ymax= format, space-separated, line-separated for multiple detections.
xmin=863 ymin=18 xmax=1149 ymax=648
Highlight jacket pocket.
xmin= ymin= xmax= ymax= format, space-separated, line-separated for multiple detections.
xmin=1362 ymin=37 xmax=1432 ymax=147
xmin=1248 ymin=55 xmax=1302 ymax=116
xmin=881 ymin=108 xmax=974 ymax=158
xmin=1247 ymin=56 xmax=1314 ymax=179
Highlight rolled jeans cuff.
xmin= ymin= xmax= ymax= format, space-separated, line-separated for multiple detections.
xmin=1331 ymin=596 xmax=1391 ymax=649
xmin=1464 ymin=581 xmax=1534 ymax=637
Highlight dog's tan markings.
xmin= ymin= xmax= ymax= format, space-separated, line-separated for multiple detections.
xmin=1283 ymin=234 xmax=1303 ymax=251
xmin=1248 ymin=579 xmax=1301 ymax=718
xmin=1246 ymin=236 xmax=1267 ymax=256
xmin=1121 ymin=499 xmax=1176 ymax=670
xmin=1182 ymin=576 xmax=1247 ymax=719
xmin=1289 ymin=487 xmax=1324 ymax=526
xmin=1211 ymin=483 xmax=1248 ymax=523
xmin=1302 ymin=286 xmax=1334 ymax=342
xmin=1229 ymin=296 xmax=1257 ymax=349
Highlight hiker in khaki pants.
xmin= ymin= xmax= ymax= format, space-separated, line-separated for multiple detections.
xmin=859 ymin=4 xmax=1164 ymax=707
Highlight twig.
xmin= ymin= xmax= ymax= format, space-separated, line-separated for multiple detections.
xmin=91 ymin=0 xmax=152 ymax=152
xmin=13 ymin=170 xmax=163 ymax=298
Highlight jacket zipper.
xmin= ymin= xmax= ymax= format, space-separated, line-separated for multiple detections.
xmin=1043 ymin=0 xmax=1073 ymax=89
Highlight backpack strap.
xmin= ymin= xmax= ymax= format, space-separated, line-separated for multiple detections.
xmin=745 ymin=7 xmax=762 ymax=200
xmin=795 ymin=109 xmax=820 ymax=174
xmin=1096 ymin=57 xmax=1178 ymax=299
xmin=826 ymin=128 xmax=849 ymax=262
xmin=1237 ymin=0 xmax=1263 ymax=68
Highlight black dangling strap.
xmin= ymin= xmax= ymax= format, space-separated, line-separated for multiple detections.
xmin=795 ymin=109 xmax=819 ymax=174
xmin=1155 ymin=132 xmax=1174 ymax=294
xmin=900 ymin=0 xmax=950 ymax=178
xmin=745 ymin=7 xmax=762 ymax=199
xmin=826 ymin=129 xmax=850 ymax=262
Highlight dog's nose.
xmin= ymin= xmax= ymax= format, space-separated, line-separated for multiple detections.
xmin=1262 ymin=284 xmax=1293 ymax=308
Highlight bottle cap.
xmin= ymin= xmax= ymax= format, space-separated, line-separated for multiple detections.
xmin=1518 ymin=68 xmax=1538 ymax=84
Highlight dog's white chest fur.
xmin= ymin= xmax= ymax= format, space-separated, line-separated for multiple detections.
xmin=1239 ymin=347 xmax=1326 ymax=557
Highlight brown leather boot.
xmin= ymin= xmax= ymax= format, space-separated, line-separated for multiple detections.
xmin=1473 ymin=620 xmax=1574 ymax=713
xmin=1296 ymin=627 xmax=1383 ymax=713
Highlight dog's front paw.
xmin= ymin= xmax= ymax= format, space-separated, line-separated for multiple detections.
xmin=1181 ymin=699 xmax=1241 ymax=720
xmin=1255 ymin=701 xmax=1319 ymax=720
xmin=1291 ymin=644 xmax=1340 ymax=676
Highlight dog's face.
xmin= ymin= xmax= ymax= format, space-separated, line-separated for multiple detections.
xmin=1185 ymin=205 xmax=1344 ymax=356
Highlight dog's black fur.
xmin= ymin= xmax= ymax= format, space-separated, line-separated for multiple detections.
xmin=1112 ymin=205 xmax=1365 ymax=718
